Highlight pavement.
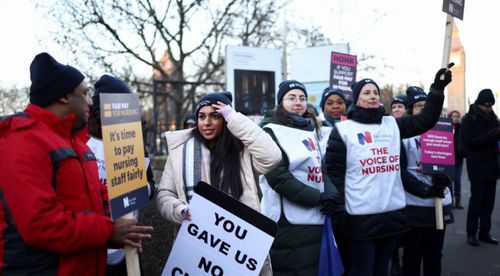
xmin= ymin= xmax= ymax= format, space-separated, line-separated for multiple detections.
xmin=441 ymin=164 xmax=500 ymax=275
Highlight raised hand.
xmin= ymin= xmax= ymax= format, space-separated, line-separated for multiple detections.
xmin=431 ymin=66 xmax=453 ymax=91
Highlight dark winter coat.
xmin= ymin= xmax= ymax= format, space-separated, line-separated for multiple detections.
xmin=461 ymin=104 xmax=500 ymax=181
xmin=260 ymin=112 xmax=338 ymax=276
xmin=453 ymin=122 xmax=465 ymax=165
xmin=324 ymin=87 xmax=444 ymax=241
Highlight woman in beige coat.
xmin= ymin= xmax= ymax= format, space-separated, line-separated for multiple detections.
xmin=157 ymin=92 xmax=281 ymax=275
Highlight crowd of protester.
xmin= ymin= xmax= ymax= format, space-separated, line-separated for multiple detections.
xmin=1 ymin=52 xmax=499 ymax=276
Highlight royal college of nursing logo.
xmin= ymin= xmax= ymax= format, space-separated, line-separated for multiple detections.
xmin=302 ymin=137 xmax=317 ymax=152
xmin=123 ymin=196 xmax=130 ymax=208
xmin=123 ymin=195 xmax=137 ymax=209
xmin=357 ymin=131 xmax=373 ymax=145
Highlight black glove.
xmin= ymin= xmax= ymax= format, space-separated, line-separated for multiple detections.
xmin=319 ymin=192 xmax=343 ymax=205
xmin=319 ymin=192 xmax=344 ymax=216
xmin=426 ymin=185 xmax=445 ymax=198
xmin=426 ymin=174 xmax=448 ymax=198
xmin=320 ymin=201 xmax=346 ymax=216
xmin=431 ymin=68 xmax=452 ymax=91
xmin=432 ymin=174 xmax=449 ymax=188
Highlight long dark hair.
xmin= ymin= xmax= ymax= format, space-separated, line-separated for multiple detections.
xmin=192 ymin=124 xmax=245 ymax=199
xmin=275 ymin=104 xmax=320 ymax=136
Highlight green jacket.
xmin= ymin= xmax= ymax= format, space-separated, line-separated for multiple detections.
xmin=260 ymin=112 xmax=337 ymax=276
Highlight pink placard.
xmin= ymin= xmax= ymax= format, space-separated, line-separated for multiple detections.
xmin=420 ymin=118 xmax=455 ymax=176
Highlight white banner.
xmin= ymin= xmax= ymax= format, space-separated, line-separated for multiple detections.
xmin=162 ymin=182 xmax=277 ymax=276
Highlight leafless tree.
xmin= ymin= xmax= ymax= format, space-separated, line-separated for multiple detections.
xmin=0 ymin=87 xmax=29 ymax=116
xmin=36 ymin=0 xmax=285 ymax=129
xmin=380 ymin=83 xmax=395 ymax=114
xmin=35 ymin=0 xmax=380 ymax=154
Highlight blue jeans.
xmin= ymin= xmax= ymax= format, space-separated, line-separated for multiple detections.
xmin=350 ymin=237 xmax=399 ymax=276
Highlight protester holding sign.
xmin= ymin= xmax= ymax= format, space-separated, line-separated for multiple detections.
xmin=399 ymin=86 xmax=453 ymax=276
xmin=156 ymin=91 xmax=281 ymax=275
xmin=462 ymin=89 xmax=500 ymax=246
xmin=87 ymin=74 xmax=156 ymax=276
xmin=0 ymin=53 xmax=153 ymax=275
xmin=324 ymin=68 xmax=452 ymax=276
xmin=259 ymin=80 xmax=341 ymax=276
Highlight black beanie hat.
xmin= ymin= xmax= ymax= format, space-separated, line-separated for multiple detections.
xmin=92 ymin=75 xmax=131 ymax=112
xmin=320 ymin=87 xmax=346 ymax=111
xmin=351 ymin=78 xmax=380 ymax=105
xmin=29 ymin=52 xmax=85 ymax=107
xmin=475 ymin=89 xmax=495 ymax=107
xmin=196 ymin=92 xmax=233 ymax=117
xmin=183 ymin=114 xmax=196 ymax=126
xmin=391 ymin=95 xmax=407 ymax=107
xmin=277 ymin=80 xmax=307 ymax=104
xmin=405 ymin=86 xmax=427 ymax=109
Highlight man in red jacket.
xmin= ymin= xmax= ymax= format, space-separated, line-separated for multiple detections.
xmin=0 ymin=52 xmax=153 ymax=275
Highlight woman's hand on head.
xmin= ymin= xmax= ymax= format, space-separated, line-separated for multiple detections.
xmin=213 ymin=102 xmax=234 ymax=119
xmin=212 ymin=101 xmax=227 ymax=110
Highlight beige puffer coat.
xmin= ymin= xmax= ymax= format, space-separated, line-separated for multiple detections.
xmin=156 ymin=111 xmax=281 ymax=275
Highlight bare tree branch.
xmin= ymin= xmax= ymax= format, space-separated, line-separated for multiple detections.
xmin=0 ymin=87 xmax=29 ymax=116
xmin=35 ymin=0 xmax=338 ymax=154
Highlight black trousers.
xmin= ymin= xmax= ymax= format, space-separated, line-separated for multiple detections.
xmin=466 ymin=180 xmax=497 ymax=235
xmin=402 ymin=227 xmax=445 ymax=276
xmin=349 ymin=237 xmax=398 ymax=276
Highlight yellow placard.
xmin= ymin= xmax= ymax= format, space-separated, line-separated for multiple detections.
xmin=102 ymin=122 xmax=146 ymax=199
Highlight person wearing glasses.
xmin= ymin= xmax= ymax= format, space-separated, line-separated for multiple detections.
xmin=259 ymin=80 xmax=342 ymax=276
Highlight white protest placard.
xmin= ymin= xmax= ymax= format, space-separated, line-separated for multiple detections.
xmin=162 ymin=182 xmax=277 ymax=276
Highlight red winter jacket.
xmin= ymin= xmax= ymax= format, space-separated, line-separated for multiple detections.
xmin=0 ymin=104 xmax=114 ymax=275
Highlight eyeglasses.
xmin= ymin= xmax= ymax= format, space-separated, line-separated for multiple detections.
xmin=284 ymin=95 xmax=307 ymax=103
xmin=414 ymin=103 xmax=425 ymax=109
